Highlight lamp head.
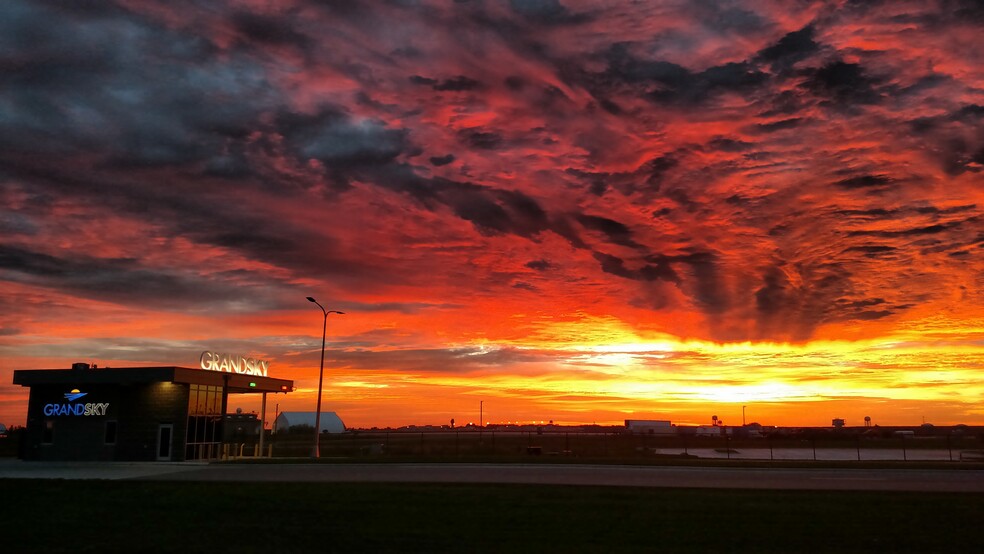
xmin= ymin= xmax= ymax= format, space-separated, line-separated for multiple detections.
xmin=306 ymin=296 xmax=316 ymax=303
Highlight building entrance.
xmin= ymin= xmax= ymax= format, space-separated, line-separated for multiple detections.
xmin=157 ymin=424 xmax=173 ymax=461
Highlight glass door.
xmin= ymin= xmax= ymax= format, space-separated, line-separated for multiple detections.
xmin=157 ymin=424 xmax=173 ymax=461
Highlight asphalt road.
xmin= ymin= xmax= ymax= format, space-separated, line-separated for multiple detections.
xmin=2 ymin=460 xmax=982 ymax=492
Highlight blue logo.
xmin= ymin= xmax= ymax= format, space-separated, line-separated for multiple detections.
xmin=64 ymin=389 xmax=87 ymax=402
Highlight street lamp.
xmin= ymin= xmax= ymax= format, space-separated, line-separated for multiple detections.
xmin=307 ymin=296 xmax=345 ymax=459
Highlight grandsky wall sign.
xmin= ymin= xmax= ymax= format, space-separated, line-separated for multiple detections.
xmin=43 ymin=389 xmax=110 ymax=416
xmin=199 ymin=351 xmax=270 ymax=377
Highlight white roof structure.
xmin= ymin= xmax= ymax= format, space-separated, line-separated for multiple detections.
xmin=274 ymin=411 xmax=346 ymax=433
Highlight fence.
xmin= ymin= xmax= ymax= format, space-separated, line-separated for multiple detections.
xmin=255 ymin=430 xmax=984 ymax=462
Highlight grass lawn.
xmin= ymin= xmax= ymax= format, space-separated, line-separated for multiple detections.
xmin=2 ymin=480 xmax=981 ymax=553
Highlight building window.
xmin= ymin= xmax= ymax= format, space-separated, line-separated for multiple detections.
xmin=187 ymin=384 xmax=223 ymax=460
xmin=105 ymin=421 xmax=118 ymax=445
xmin=43 ymin=420 xmax=54 ymax=444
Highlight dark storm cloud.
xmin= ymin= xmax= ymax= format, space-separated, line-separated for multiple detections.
xmin=277 ymin=106 xmax=410 ymax=168
xmin=0 ymin=160 xmax=376 ymax=292
xmin=598 ymin=249 xmax=730 ymax=317
xmin=689 ymin=0 xmax=769 ymax=33
xmin=915 ymin=204 xmax=978 ymax=215
xmin=441 ymin=184 xmax=551 ymax=237
xmin=758 ymin=90 xmax=810 ymax=117
xmin=750 ymin=261 xmax=858 ymax=340
xmin=410 ymin=75 xmax=483 ymax=91
xmin=203 ymin=146 xmax=253 ymax=179
xmin=0 ymin=0 xmax=277 ymax=168
xmin=671 ymin=251 xmax=729 ymax=314
xmin=429 ymin=154 xmax=456 ymax=166
xmin=706 ymin=137 xmax=754 ymax=152
xmin=803 ymin=60 xmax=882 ymax=106
xmin=525 ymin=259 xmax=552 ymax=271
xmin=754 ymin=25 xmax=819 ymax=73
xmin=594 ymin=252 xmax=647 ymax=281
xmin=0 ymin=245 xmax=282 ymax=310
xmin=847 ymin=217 xmax=975 ymax=238
xmin=954 ymin=104 xmax=984 ymax=120
xmin=336 ymin=300 xmax=463 ymax=314
xmin=230 ymin=10 xmax=311 ymax=50
xmin=409 ymin=75 xmax=438 ymax=86
xmin=347 ymin=156 xmax=563 ymax=241
xmin=458 ymin=128 xmax=504 ymax=150
xmin=592 ymin=43 xmax=768 ymax=105
xmin=577 ymin=214 xmax=640 ymax=248
xmin=642 ymin=153 xmax=681 ymax=189
xmin=866 ymin=0 xmax=984 ymax=26
xmin=754 ymin=268 xmax=789 ymax=315
xmin=748 ymin=117 xmax=806 ymax=134
xmin=444 ymin=189 xmax=515 ymax=235
xmin=835 ymin=208 xmax=896 ymax=218
xmin=908 ymin=104 xmax=984 ymax=175
xmin=1 ymin=0 xmax=981 ymax=351
xmin=594 ymin=251 xmax=682 ymax=284
xmin=433 ymin=75 xmax=482 ymax=91
xmin=835 ymin=174 xmax=896 ymax=190
xmin=507 ymin=0 xmax=592 ymax=25
xmin=831 ymin=297 xmax=910 ymax=323
xmin=844 ymin=245 xmax=897 ymax=256
xmin=564 ymin=151 xmax=683 ymax=199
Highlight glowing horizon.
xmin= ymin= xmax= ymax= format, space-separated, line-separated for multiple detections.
xmin=1 ymin=1 xmax=983 ymax=429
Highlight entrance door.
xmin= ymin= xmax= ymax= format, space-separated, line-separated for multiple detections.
xmin=157 ymin=424 xmax=173 ymax=461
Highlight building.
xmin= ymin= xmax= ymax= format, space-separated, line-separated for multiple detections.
xmin=625 ymin=419 xmax=675 ymax=435
xmin=274 ymin=411 xmax=346 ymax=434
xmin=12 ymin=360 xmax=293 ymax=462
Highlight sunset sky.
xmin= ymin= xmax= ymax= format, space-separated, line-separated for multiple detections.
xmin=2 ymin=0 xmax=983 ymax=429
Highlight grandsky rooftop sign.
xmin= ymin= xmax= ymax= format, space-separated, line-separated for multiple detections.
xmin=200 ymin=351 xmax=269 ymax=377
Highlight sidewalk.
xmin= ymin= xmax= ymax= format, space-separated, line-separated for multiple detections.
xmin=0 ymin=458 xmax=207 ymax=480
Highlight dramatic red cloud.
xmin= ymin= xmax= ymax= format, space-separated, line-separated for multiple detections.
xmin=2 ymin=1 xmax=983 ymax=428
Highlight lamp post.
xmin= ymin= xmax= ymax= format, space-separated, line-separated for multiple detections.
xmin=742 ymin=405 xmax=747 ymax=426
xmin=307 ymin=296 xmax=345 ymax=459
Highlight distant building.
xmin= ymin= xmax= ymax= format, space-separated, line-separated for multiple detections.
xmin=625 ymin=419 xmax=675 ymax=435
xmin=693 ymin=425 xmax=728 ymax=437
xmin=274 ymin=412 xmax=346 ymax=433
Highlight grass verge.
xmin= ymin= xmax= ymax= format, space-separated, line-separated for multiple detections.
xmin=2 ymin=480 xmax=981 ymax=553
xmin=221 ymin=454 xmax=984 ymax=471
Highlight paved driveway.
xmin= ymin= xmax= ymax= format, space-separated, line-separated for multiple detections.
xmin=2 ymin=460 xmax=982 ymax=492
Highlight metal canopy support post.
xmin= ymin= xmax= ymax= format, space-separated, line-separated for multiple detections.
xmin=221 ymin=374 xmax=229 ymax=458
xmin=259 ymin=392 xmax=267 ymax=457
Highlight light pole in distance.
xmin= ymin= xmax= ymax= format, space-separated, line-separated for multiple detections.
xmin=307 ymin=296 xmax=345 ymax=459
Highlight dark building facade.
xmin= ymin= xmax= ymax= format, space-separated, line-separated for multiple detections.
xmin=13 ymin=364 xmax=293 ymax=462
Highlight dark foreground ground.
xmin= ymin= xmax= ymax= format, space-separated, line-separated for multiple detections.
xmin=2 ymin=479 xmax=982 ymax=553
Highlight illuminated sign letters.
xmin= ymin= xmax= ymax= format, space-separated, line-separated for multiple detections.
xmin=200 ymin=351 xmax=269 ymax=377
xmin=43 ymin=389 xmax=110 ymax=417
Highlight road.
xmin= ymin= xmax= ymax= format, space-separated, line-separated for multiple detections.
xmin=2 ymin=460 xmax=982 ymax=492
